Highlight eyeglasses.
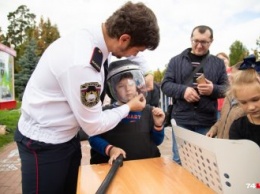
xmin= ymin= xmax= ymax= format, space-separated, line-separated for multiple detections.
xmin=191 ymin=39 xmax=211 ymax=47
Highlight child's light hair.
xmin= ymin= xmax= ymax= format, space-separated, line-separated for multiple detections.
xmin=229 ymin=69 xmax=260 ymax=98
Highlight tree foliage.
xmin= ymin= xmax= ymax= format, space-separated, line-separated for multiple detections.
xmin=254 ymin=36 xmax=260 ymax=60
xmin=34 ymin=17 xmax=60 ymax=56
xmin=5 ymin=5 xmax=36 ymax=48
xmin=0 ymin=27 xmax=5 ymax=42
xmin=15 ymin=39 xmax=39 ymax=100
xmin=2 ymin=5 xmax=60 ymax=72
xmin=229 ymin=40 xmax=248 ymax=66
xmin=2 ymin=5 xmax=36 ymax=73
xmin=1 ymin=5 xmax=60 ymax=98
xmin=153 ymin=69 xmax=163 ymax=83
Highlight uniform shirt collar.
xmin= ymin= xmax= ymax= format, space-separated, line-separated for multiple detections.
xmin=87 ymin=23 xmax=109 ymax=58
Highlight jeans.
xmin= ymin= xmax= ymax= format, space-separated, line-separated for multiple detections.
xmin=217 ymin=111 xmax=221 ymax=119
xmin=172 ymin=124 xmax=210 ymax=165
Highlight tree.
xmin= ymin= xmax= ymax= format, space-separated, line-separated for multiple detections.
xmin=3 ymin=5 xmax=36 ymax=73
xmin=0 ymin=27 xmax=5 ymax=43
xmin=5 ymin=5 xmax=36 ymax=48
xmin=34 ymin=17 xmax=60 ymax=56
xmin=153 ymin=69 xmax=163 ymax=83
xmin=253 ymin=36 xmax=260 ymax=60
xmin=13 ymin=16 xmax=60 ymax=76
xmin=1 ymin=5 xmax=60 ymax=99
xmin=229 ymin=40 xmax=248 ymax=66
xmin=15 ymin=39 xmax=39 ymax=100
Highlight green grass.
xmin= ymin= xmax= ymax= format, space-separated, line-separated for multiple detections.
xmin=0 ymin=101 xmax=21 ymax=148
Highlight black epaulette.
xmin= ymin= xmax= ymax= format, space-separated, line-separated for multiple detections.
xmin=89 ymin=47 xmax=103 ymax=72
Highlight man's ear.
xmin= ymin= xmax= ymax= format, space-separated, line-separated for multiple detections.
xmin=119 ymin=34 xmax=131 ymax=44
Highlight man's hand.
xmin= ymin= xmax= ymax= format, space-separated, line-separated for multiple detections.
xmin=197 ymin=78 xmax=213 ymax=96
xmin=184 ymin=87 xmax=200 ymax=103
xmin=127 ymin=93 xmax=146 ymax=111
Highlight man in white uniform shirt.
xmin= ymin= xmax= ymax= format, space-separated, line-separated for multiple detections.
xmin=14 ymin=2 xmax=160 ymax=194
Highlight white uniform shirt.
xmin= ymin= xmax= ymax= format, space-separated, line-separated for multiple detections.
xmin=19 ymin=24 xmax=146 ymax=144
xmin=19 ymin=24 xmax=151 ymax=144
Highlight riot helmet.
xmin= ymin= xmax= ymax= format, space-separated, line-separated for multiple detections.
xmin=107 ymin=59 xmax=147 ymax=103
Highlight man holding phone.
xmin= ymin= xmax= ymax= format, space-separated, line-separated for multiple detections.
xmin=161 ymin=25 xmax=228 ymax=165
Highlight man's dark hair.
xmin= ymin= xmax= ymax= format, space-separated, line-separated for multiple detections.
xmin=105 ymin=1 xmax=160 ymax=50
xmin=191 ymin=25 xmax=213 ymax=39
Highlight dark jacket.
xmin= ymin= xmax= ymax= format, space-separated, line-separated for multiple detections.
xmin=146 ymin=82 xmax=161 ymax=107
xmin=161 ymin=48 xmax=228 ymax=127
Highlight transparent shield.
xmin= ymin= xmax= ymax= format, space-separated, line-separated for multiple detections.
xmin=108 ymin=69 xmax=147 ymax=103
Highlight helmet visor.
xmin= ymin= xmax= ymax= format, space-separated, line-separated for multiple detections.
xmin=108 ymin=69 xmax=147 ymax=103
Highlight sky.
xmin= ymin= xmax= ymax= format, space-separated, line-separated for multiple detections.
xmin=0 ymin=0 xmax=260 ymax=70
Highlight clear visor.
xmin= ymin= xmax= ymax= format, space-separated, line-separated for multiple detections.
xmin=108 ymin=70 xmax=147 ymax=103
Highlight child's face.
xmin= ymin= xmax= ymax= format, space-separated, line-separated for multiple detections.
xmin=116 ymin=78 xmax=138 ymax=102
xmin=235 ymin=83 xmax=260 ymax=119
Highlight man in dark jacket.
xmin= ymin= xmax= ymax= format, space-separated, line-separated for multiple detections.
xmin=161 ymin=25 xmax=228 ymax=164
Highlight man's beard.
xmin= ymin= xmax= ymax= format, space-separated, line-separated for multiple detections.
xmin=111 ymin=53 xmax=122 ymax=59
xmin=111 ymin=45 xmax=130 ymax=58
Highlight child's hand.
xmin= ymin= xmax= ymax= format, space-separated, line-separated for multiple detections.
xmin=108 ymin=147 xmax=126 ymax=165
xmin=152 ymin=107 xmax=165 ymax=128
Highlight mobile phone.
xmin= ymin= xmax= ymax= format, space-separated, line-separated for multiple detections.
xmin=196 ymin=74 xmax=206 ymax=84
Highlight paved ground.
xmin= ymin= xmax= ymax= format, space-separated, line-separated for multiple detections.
xmin=0 ymin=127 xmax=173 ymax=194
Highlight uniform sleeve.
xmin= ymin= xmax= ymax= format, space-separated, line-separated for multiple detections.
xmin=57 ymin=65 xmax=130 ymax=136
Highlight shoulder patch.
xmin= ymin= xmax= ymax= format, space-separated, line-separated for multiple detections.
xmin=90 ymin=47 xmax=103 ymax=72
xmin=81 ymin=82 xmax=101 ymax=107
